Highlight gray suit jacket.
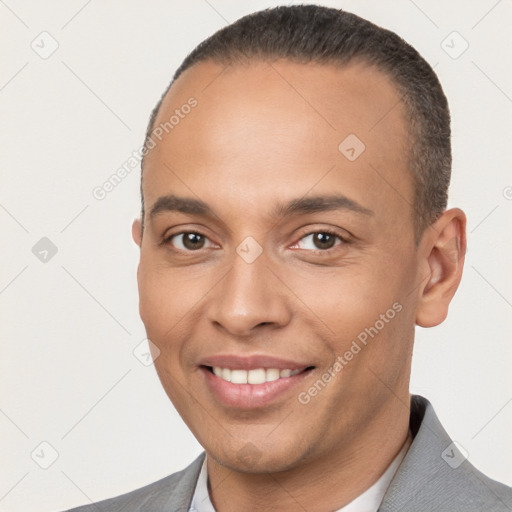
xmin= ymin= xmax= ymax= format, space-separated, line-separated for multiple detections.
xmin=62 ymin=395 xmax=512 ymax=511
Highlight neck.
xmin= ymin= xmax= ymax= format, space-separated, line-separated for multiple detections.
xmin=206 ymin=394 xmax=411 ymax=512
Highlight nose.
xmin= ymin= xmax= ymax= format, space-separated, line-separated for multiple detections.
xmin=206 ymin=252 xmax=292 ymax=337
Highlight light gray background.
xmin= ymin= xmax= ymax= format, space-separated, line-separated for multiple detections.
xmin=1 ymin=1 xmax=511 ymax=511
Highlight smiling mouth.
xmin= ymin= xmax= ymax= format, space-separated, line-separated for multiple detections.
xmin=203 ymin=366 xmax=315 ymax=384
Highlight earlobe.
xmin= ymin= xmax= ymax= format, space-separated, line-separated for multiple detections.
xmin=416 ymin=208 xmax=467 ymax=328
xmin=132 ymin=218 xmax=143 ymax=247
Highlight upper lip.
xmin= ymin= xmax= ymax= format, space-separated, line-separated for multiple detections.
xmin=199 ymin=354 xmax=313 ymax=371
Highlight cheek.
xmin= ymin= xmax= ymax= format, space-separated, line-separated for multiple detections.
xmin=138 ymin=265 xmax=191 ymax=402
xmin=284 ymin=259 xmax=415 ymax=372
xmin=136 ymin=259 xmax=210 ymax=382
xmin=288 ymin=266 xmax=398 ymax=333
xmin=137 ymin=267 xmax=170 ymax=339
xmin=137 ymin=259 xmax=195 ymax=339
xmin=320 ymin=279 xmax=415 ymax=396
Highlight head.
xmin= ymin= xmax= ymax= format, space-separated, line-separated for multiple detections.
xmin=132 ymin=5 xmax=466 ymax=474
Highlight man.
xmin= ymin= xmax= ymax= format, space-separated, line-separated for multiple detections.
xmin=65 ymin=5 xmax=512 ymax=512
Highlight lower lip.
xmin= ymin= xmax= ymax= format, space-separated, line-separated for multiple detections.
xmin=201 ymin=367 xmax=312 ymax=409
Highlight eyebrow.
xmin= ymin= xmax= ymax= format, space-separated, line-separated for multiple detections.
xmin=149 ymin=195 xmax=213 ymax=219
xmin=148 ymin=193 xmax=373 ymax=221
xmin=271 ymin=194 xmax=373 ymax=218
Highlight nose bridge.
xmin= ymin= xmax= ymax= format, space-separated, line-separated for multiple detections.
xmin=208 ymin=249 xmax=290 ymax=336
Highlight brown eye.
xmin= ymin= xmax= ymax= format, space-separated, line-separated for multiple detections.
xmin=312 ymin=233 xmax=336 ymax=249
xmin=295 ymin=231 xmax=343 ymax=251
xmin=183 ymin=233 xmax=205 ymax=250
xmin=168 ymin=232 xmax=213 ymax=251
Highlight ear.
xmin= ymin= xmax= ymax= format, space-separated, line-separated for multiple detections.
xmin=132 ymin=218 xmax=143 ymax=247
xmin=416 ymin=208 xmax=467 ymax=328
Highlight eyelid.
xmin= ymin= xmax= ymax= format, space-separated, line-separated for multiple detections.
xmin=162 ymin=229 xmax=218 ymax=251
xmin=290 ymin=228 xmax=350 ymax=252
xmin=161 ymin=226 xmax=351 ymax=253
xmin=161 ymin=223 xmax=215 ymax=243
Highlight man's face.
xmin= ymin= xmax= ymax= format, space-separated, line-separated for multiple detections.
xmin=136 ymin=59 xmax=423 ymax=473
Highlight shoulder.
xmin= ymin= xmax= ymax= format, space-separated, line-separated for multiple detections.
xmin=380 ymin=395 xmax=512 ymax=512
xmin=60 ymin=454 xmax=204 ymax=512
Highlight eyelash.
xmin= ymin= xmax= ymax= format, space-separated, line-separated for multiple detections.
xmin=162 ymin=229 xmax=348 ymax=254
xmin=162 ymin=232 xmax=217 ymax=252
xmin=292 ymin=229 xmax=347 ymax=252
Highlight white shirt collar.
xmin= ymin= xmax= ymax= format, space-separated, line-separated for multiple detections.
xmin=189 ymin=433 xmax=412 ymax=512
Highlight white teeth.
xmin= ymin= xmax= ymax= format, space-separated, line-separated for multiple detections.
xmin=210 ymin=367 xmax=303 ymax=384
xmin=266 ymin=368 xmax=280 ymax=381
xmin=248 ymin=368 xmax=266 ymax=384
xmin=230 ymin=369 xmax=248 ymax=384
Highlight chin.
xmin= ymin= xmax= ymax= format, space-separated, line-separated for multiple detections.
xmin=208 ymin=436 xmax=309 ymax=474
xmin=218 ymin=453 xmax=300 ymax=475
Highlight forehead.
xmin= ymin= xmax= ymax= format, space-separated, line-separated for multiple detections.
xmin=143 ymin=59 xmax=413 ymax=227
